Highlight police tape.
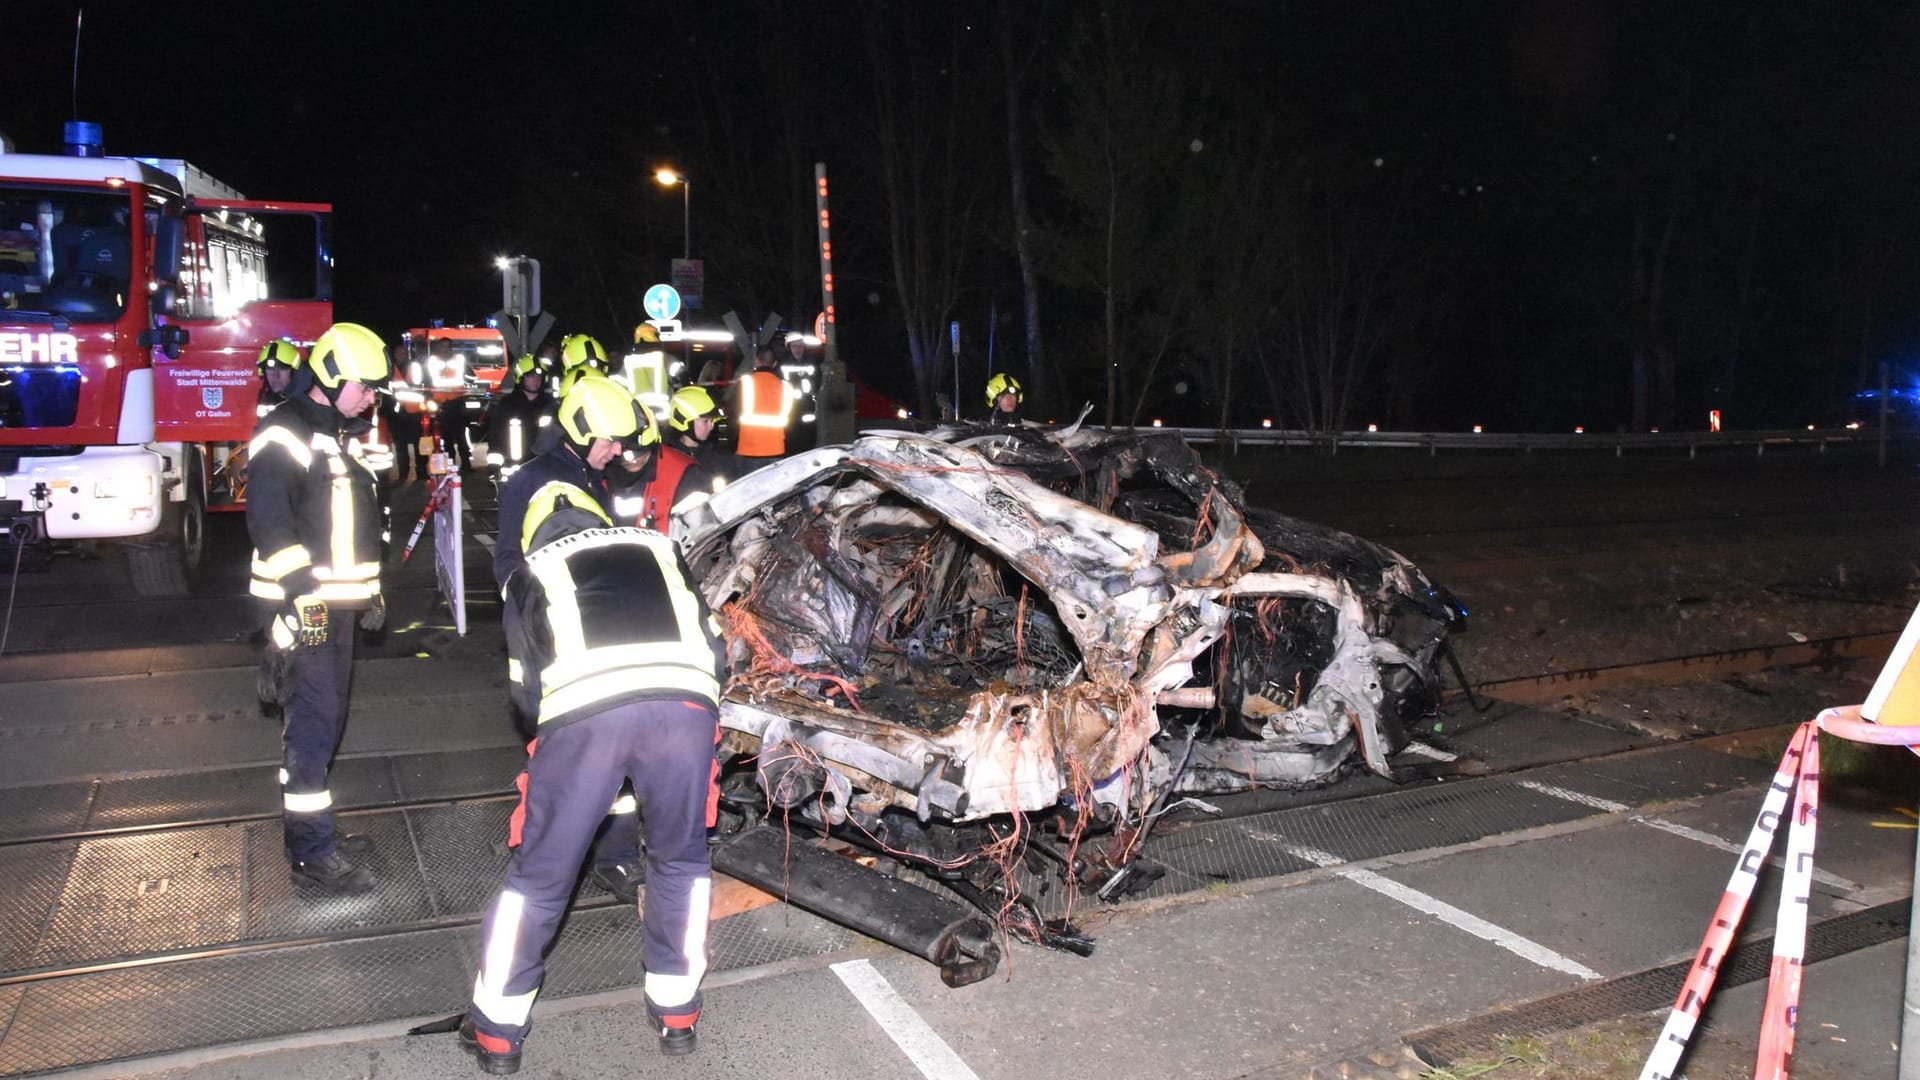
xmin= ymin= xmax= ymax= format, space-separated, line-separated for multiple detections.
xmin=1639 ymin=706 xmax=1916 ymax=1080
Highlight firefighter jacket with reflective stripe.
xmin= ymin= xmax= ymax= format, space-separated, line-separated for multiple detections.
xmin=246 ymin=395 xmax=384 ymax=606
xmin=495 ymin=443 xmax=610 ymax=592
xmin=487 ymin=389 xmax=558 ymax=467
xmin=733 ymin=369 xmax=791 ymax=457
xmin=502 ymin=522 xmax=726 ymax=730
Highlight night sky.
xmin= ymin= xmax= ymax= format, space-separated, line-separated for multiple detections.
xmin=11 ymin=2 xmax=1920 ymax=430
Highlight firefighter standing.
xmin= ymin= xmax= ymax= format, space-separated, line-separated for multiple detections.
xmin=986 ymin=373 xmax=1024 ymax=427
xmin=485 ymin=356 xmax=557 ymax=478
xmin=431 ymin=337 xmax=477 ymax=472
xmin=246 ymin=323 xmax=391 ymax=895
xmin=665 ymin=386 xmax=741 ymax=503
xmin=731 ymin=344 xmax=792 ymax=463
xmin=466 ymin=394 xmax=724 ymax=1073
xmin=255 ymin=339 xmax=303 ymax=419
xmin=385 ymin=343 xmax=425 ymax=482
xmin=608 ymin=404 xmax=698 ymax=532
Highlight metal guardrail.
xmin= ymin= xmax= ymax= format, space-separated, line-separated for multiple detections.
xmin=1137 ymin=425 xmax=1909 ymax=457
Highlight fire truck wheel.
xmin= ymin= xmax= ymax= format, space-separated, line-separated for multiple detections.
xmin=127 ymin=451 xmax=206 ymax=597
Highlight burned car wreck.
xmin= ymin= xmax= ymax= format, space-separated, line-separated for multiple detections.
xmin=673 ymin=424 xmax=1462 ymax=984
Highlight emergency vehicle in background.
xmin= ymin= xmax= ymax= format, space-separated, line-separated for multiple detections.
xmin=0 ymin=122 xmax=334 ymax=594
xmin=392 ymin=323 xmax=508 ymax=455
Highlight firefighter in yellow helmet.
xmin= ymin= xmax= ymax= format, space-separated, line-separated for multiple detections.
xmin=255 ymin=338 xmax=303 ymax=419
xmin=245 ymin=322 xmax=392 ymax=896
xmin=560 ymin=333 xmax=611 ymax=375
xmin=666 ymin=385 xmax=743 ymax=500
xmin=464 ymin=467 xmax=725 ymax=1071
xmin=985 ymin=372 xmax=1024 ymax=427
xmin=485 ymin=355 xmax=558 ymax=479
xmin=494 ymin=373 xmax=644 ymax=589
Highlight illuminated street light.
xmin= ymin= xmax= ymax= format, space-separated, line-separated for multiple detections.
xmin=493 ymin=255 xmax=511 ymax=271
xmin=655 ymin=168 xmax=691 ymax=261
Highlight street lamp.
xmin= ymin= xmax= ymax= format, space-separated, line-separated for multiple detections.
xmin=655 ymin=168 xmax=690 ymax=261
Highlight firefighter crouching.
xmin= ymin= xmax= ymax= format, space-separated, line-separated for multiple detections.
xmin=465 ymin=427 xmax=726 ymax=1073
xmin=246 ymin=322 xmax=392 ymax=895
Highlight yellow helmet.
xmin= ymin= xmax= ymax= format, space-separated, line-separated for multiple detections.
xmin=521 ymin=480 xmax=614 ymax=552
xmin=633 ymin=323 xmax=661 ymax=344
xmin=667 ymin=385 xmax=722 ymax=433
xmin=985 ymin=373 xmax=1023 ymax=407
xmin=308 ymin=323 xmax=392 ymax=390
xmin=256 ymin=338 xmax=302 ymax=374
xmin=558 ymin=373 xmax=646 ymax=448
xmin=510 ymin=354 xmax=543 ymax=381
xmin=561 ymin=333 xmax=609 ymax=371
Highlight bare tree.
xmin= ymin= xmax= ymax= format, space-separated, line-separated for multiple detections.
xmin=864 ymin=2 xmax=997 ymax=417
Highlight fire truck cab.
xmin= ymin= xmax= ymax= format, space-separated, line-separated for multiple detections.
xmin=0 ymin=123 xmax=333 ymax=593
xmin=392 ymin=324 xmax=508 ymax=455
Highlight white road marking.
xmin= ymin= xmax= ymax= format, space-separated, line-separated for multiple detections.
xmin=1518 ymin=779 xmax=1630 ymax=813
xmin=1519 ymin=779 xmax=1861 ymax=894
xmin=830 ymin=959 xmax=980 ymax=1080
xmin=473 ymin=532 xmax=495 ymax=553
xmin=1635 ymin=817 xmax=1860 ymax=893
xmin=1345 ymin=869 xmax=1605 ymax=980
xmin=1259 ymin=839 xmax=1603 ymax=981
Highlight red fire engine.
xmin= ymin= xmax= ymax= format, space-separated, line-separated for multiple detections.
xmin=391 ymin=324 xmax=509 ymax=460
xmin=0 ymin=123 xmax=334 ymax=593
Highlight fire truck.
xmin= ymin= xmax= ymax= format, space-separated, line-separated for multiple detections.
xmin=0 ymin=123 xmax=333 ymax=594
xmin=392 ymin=324 xmax=509 ymax=460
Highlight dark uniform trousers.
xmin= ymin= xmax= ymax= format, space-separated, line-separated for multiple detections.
xmin=471 ymin=698 xmax=720 ymax=1048
xmin=281 ymin=618 xmax=355 ymax=861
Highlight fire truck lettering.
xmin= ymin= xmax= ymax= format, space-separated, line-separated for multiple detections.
xmin=0 ymin=332 xmax=80 ymax=365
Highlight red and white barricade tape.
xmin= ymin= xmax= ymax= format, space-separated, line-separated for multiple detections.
xmin=1641 ymin=706 xmax=1915 ymax=1080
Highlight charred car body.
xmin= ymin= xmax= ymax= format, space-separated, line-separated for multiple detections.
xmin=673 ymin=423 xmax=1462 ymax=983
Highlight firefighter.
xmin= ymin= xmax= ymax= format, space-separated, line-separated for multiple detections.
xmin=666 ymin=385 xmax=742 ymax=503
xmin=533 ymin=339 xmax=565 ymax=385
xmin=560 ymin=332 xmax=611 ymax=377
xmin=608 ymin=397 xmax=701 ymax=532
xmin=432 ymin=337 xmax=477 ymax=472
xmin=627 ymin=324 xmax=671 ymax=420
xmin=986 ymin=372 xmax=1024 ymax=427
xmin=731 ymin=343 xmax=792 ymax=463
xmin=485 ymin=356 xmax=557 ymax=479
xmin=464 ymin=449 xmax=725 ymax=1074
xmin=255 ymin=339 xmax=303 ymax=419
xmin=246 ymin=323 xmax=391 ymax=895
xmin=494 ymin=375 xmax=638 ymax=607
xmin=385 ymin=342 xmax=425 ymax=482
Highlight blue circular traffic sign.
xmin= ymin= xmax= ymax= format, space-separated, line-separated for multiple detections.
xmin=643 ymin=283 xmax=682 ymax=322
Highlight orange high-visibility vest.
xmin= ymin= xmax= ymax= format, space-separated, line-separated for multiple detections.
xmin=735 ymin=369 xmax=791 ymax=458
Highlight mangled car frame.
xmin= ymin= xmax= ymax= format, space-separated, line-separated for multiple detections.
xmin=673 ymin=424 xmax=1462 ymax=984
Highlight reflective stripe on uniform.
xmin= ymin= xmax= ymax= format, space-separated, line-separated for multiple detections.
xmin=608 ymin=793 xmax=637 ymax=815
xmin=250 ymin=579 xmax=288 ymax=601
xmin=249 ymin=426 xmax=313 ymax=468
xmin=473 ymin=889 xmax=539 ymax=1026
xmin=252 ymin=545 xmax=313 ymax=582
xmin=540 ymin=641 xmax=716 ymax=692
xmin=310 ymin=580 xmax=381 ymax=602
xmin=738 ymin=371 xmax=792 ymax=428
xmin=283 ymin=789 xmax=333 ymax=813
xmin=539 ymin=665 xmax=720 ymax=722
xmin=507 ymin=657 xmax=523 ymax=684
xmin=327 ymin=457 xmax=356 ymax=577
xmin=643 ymin=876 xmax=710 ymax=1009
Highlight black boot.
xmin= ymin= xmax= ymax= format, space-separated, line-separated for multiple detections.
xmin=459 ymin=1015 xmax=522 ymax=1075
xmin=290 ymin=852 xmax=374 ymax=894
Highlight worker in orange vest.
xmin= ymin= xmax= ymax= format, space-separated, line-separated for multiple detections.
xmin=730 ymin=344 xmax=792 ymax=463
